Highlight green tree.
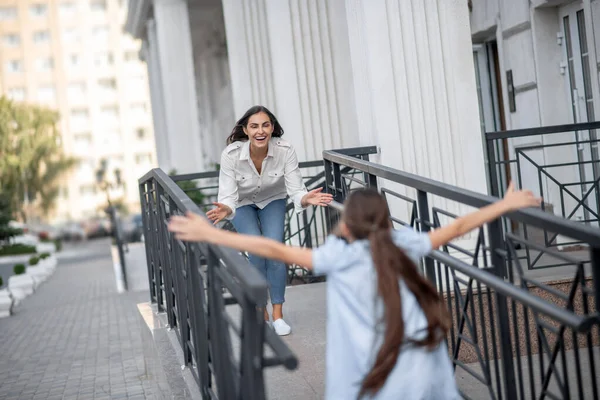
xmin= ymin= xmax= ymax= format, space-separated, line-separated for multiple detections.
xmin=169 ymin=169 xmax=207 ymax=206
xmin=0 ymin=192 xmax=22 ymax=245
xmin=0 ymin=96 xmax=77 ymax=220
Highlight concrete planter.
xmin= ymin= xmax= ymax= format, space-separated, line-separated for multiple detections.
xmin=0 ymin=289 xmax=12 ymax=318
xmin=8 ymin=274 xmax=35 ymax=305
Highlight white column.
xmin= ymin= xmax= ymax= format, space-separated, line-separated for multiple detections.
xmin=143 ymin=22 xmax=171 ymax=172
xmin=344 ymin=0 xmax=487 ymax=195
xmin=153 ymin=0 xmax=204 ymax=174
xmin=221 ymin=0 xmax=360 ymax=162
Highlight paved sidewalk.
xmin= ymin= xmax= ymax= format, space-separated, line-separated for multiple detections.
xmin=0 ymin=239 xmax=152 ymax=400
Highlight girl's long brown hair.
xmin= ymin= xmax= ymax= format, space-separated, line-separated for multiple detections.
xmin=342 ymin=189 xmax=450 ymax=398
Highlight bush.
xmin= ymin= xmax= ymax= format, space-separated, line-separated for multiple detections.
xmin=13 ymin=264 xmax=25 ymax=275
xmin=0 ymin=244 xmax=36 ymax=256
xmin=39 ymin=252 xmax=50 ymax=260
xmin=53 ymin=239 xmax=62 ymax=252
xmin=29 ymin=256 xmax=39 ymax=266
xmin=0 ymin=276 xmax=3 ymax=287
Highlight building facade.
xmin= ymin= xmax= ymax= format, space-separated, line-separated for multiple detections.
xmin=125 ymin=0 xmax=487 ymax=224
xmin=0 ymin=0 xmax=157 ymax=222
xmin=470 ymin=0 xmax=600 ymax=222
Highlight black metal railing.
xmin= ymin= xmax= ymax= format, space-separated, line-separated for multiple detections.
xmin=323 ymin=149 xmax=600 ymax=400
xmin=486 ymin=122 xmax=600 ymax=270
xmin=139 ymin=168 xmax=297 ymax=400
xmin=170 ymin=146 xmax=378 ymax=284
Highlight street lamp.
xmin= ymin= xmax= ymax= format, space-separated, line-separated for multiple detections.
xmin=95 ymin=158 xmax=128 ymax=290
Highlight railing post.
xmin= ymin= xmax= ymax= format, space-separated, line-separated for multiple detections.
xmin=591 ymin=246 xmax=600 ymax=312
xmin=488 ymin=218 xmax=518 ymax=400
xmin=416 ymin=190 xmax=436 ymax=283
xmin=486 ymin=137 xmax=501 ymax=198
xmin=139 ymin=181 xmax=155 ymax=302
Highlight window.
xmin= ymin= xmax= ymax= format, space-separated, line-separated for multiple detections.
xmin=6 ymin=60 xmax=23 ymax=73
xmin=135 ymin=153 xmax=152 ymax=165
xmin=58 ymin=2 xmax=75 ymax=18
xmin=124 ymin=51 xmax=138 ymax=62
xmin=36 ymin=57 xmax=54 ymax=72
xmin=67 ymin=82 xmax=86 ymax=101
xmin=37 ymin=86 xmax=56 ymax=103
xmin=7 ymin=88 xmax=26 ymax=101
xmin=3 ymin=34 xmax=20 ymax=47
xmin=30 ymin=4 xmax=48 ymax=17
xmin=90 ymin=0 xmax=107 ymax=12
xmin=94 ymin=52 xmax=114 ymax=67
xmin=92 ymin=26 xmax=109 ymax=43
xmin=73 ymin=133 xmax=92 ymax=152
xmin=136 ymin=128 xmax=146 ymax=139
xmin=98 ymin=78 xmax=117 ymax=97
xmin=33 ymin=31 xmax=50 ymax=44
xmin=67 ymin=54 xmax=80 ymax=68
xmin=71 ymin=109 xmax=89 ymax=126
xmin=0 ymin=7 xmax=17 ymax=21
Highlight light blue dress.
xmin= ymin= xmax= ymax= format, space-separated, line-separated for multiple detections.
xmin=312 ymin=228 xmax=460 ymax=400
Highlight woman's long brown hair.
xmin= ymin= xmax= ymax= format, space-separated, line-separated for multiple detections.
xmin=342 ymin=189 xmax=450 ymax=398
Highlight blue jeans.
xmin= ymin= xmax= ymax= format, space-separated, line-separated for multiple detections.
xmin=232 ymin=199 xmax=287 ymax=305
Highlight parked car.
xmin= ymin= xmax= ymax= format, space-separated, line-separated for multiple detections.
xmin=122 ymin=214 xmax=144 ymax=243
xmin=82 ymin=218 xmax=111 ymax=239
xmin=59 ymin=222 xmax=87 ymax=241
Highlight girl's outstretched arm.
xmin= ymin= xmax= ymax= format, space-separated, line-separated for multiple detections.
xmin=168 ymin=212 xmax=314 ymax=269
xmin=428 ymin=182 xmax=542 ymax=249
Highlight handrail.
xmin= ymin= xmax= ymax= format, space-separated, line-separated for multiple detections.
xmin=322 ymin=150 xmax=600 ymax=244
xmin=325 ymin=198 xmax=599 ymax=332
xmin=138 ymin=167 xmax=299 ymax=399
xmin=486 ymin=121 xmax=600 ymax=140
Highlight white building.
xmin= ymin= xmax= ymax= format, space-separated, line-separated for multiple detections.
xmin=470 ymin=0 xmax=600 ymax=222
xmin=125 ymin=0 xmax=499 ymax=230
xmin=0 ymin=0 xmax=158 ymax=222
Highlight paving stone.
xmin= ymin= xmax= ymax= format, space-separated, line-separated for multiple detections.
xmin=0 ymin=239 xmax=153 ymax=399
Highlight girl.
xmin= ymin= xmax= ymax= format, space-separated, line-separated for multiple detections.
xmin=207 ymin=105 xmax=332 ymax=335
xmin=169 ymin=184 xmax=540 ymax=399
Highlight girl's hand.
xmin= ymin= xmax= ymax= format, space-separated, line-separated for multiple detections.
xmin=206 ymin=202 xmax=232 ymax=225
xmin=301 ymin=187 xmax=334 ymax=207
xmin=502 ymin=182 xmax=542 ymax=211
xmin=168 ymin=211 xmax=214 ymax=242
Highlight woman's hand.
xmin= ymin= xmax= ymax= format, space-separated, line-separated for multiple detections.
xmin=301 ymin=187 xmax=334 ymax=207
xmin=206 ymin=202 xmax=233 ymax=225
xmin=168 ymin=211 xmax=214 ymax=242
xmin=501 ymin=182 xmax=542 ymax=211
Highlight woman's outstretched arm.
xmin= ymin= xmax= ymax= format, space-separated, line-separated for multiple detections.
xmin=168 ymin=212 xmax=314 ymax=269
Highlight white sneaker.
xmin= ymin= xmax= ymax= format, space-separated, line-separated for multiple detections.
xmin=272 ymin=319 xmax=291 ymax=336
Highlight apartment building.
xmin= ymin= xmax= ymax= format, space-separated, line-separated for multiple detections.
xmin=0 ymin=0 xmax=157 ymax=222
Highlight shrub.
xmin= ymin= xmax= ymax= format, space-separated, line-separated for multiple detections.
xmin=29 ymin=256 xmax=40 ymax=266
xmin=0 ymin=244 xmax=36 ymax=256
xmin=53 ymin=239 xmax=62 ymax=252
xmin=13 ymin=264 xmax=25 ymax=275
xmin=0 ymin=276 xmax=3 ymax=287
xmin=39 ymin=253 xmax=50 ymax=260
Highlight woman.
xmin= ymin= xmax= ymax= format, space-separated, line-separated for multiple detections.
xmin=207 ymin=105 xmax=332 ymax=335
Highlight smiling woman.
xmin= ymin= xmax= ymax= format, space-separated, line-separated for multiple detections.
xmin=204 ymin=105 xmax=333 ymax=336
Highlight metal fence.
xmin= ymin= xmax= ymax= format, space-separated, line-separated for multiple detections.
xmin=485 ymin=121 xmax=600 ymax=270
xmin=323 ymin=149 xmax=600 ymax=400
xmin=170 ymin=146 xmax=378 ymax=285
xmin=139 ymin=168 xmax=297 ymax=400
